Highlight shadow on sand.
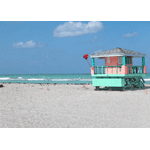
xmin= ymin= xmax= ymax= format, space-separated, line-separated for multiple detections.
xmin=94 ymin=85 xmax=150 ymax=91
xmin=0 ymin=84 xmax=4 ymax=88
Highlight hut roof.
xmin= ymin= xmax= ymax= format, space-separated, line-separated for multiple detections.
xmin=90 ymin=48 xmax=146 ymax=58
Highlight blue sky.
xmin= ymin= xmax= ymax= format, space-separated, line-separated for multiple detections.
xmin=0 ymin=21 xmax=150 ymax=74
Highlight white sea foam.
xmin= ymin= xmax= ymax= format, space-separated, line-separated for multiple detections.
xmin=144 ymin=78 xmax=150 ymax=81
xmin=80 ymin=79 xmax=92 ymax=81
xmin=27 ymin=78 xmax=46 ymax=81
xmin=17 ymin=77 xmax=25 ymax=80
xmin=51 ymin=79 xmax=72 ymax=81
xmin=0 ymin=77 xmax=11 ymax=80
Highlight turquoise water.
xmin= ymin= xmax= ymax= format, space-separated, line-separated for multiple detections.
xmin=0 ymin=73 xmax=150 ymax=84
xmin=0 ymin=74 xmax=92 ymax=84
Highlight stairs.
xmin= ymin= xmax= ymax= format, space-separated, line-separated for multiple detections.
xmin=123 ymin=77 xmax=145 ymax=90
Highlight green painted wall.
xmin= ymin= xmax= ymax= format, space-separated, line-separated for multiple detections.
xmin=122 ymin=56 xmax=125 ymax=66
xmin=142 ymin=57 xmax=145 ymax=66
xmin=92 ymin=78 xmax=125 ymax=87
xmin=92 ymin=58 xmax=95 ymax=67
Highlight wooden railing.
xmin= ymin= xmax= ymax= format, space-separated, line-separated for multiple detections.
xmin=94 ymin=65 xmax=122 ymax=74
xmin=127 ymin=66 xmax=144 ymax=74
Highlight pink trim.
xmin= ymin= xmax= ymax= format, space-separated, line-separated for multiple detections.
xmin=122 ymin=66 xmax=128 ymax=74
xmin=144 ymin=66 xmax=146 ymax=74
xmin=91 ymin=67 xmax=94 ymax=75
xmin=105 ymin=66 xmax=128 ymax=74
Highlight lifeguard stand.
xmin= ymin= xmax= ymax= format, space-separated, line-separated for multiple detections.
xmin=90 ymin=48 xmax=146 ymax=90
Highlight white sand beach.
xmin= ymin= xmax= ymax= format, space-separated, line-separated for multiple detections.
xmin=0 ymin=83 xmax=150 ymax=128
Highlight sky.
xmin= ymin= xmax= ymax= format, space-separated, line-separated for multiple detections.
xmin=0 ymin=21 xmax=150 ymax=74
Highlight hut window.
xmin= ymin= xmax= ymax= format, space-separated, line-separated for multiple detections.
xmin=107 ymin=57 xmax=110 ymax=63
xmin=118 ymin=56 xmax=122 ymax=65
xmin=125 ymin=56 xmax=131 ymax=64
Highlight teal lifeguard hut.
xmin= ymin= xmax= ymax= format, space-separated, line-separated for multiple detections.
xmin=90 ymin=48 xmax=146 ymax=90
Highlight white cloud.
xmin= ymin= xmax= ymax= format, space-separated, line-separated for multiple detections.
xmin=12 ymin=40 xmax=36 ymax=48
xmin=12 ymin=40 xmax=45 ymax=49
xmin=122 ymin=32 xmax=139 ymax=37
xmin=53 ymin=21 xmax=104 ymax=37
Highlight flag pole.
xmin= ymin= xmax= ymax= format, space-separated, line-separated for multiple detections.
xmin=87 ymin=59 xmax=92 ymax=67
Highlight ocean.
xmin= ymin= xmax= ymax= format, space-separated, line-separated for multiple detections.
xmin=0 ymin=73 xmax=150 ymax=84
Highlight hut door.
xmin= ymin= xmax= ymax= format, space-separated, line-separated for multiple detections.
xmin=107 ymin=57 xmax=110 ymax=63
xmin=118 ymin=56 xmax=122 ymax=65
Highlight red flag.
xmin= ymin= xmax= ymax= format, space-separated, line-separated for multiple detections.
xmin=83 ymin=54 xmax=91 ymax=67
xmin=83 ymin=54 xmax=88 ymax=60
